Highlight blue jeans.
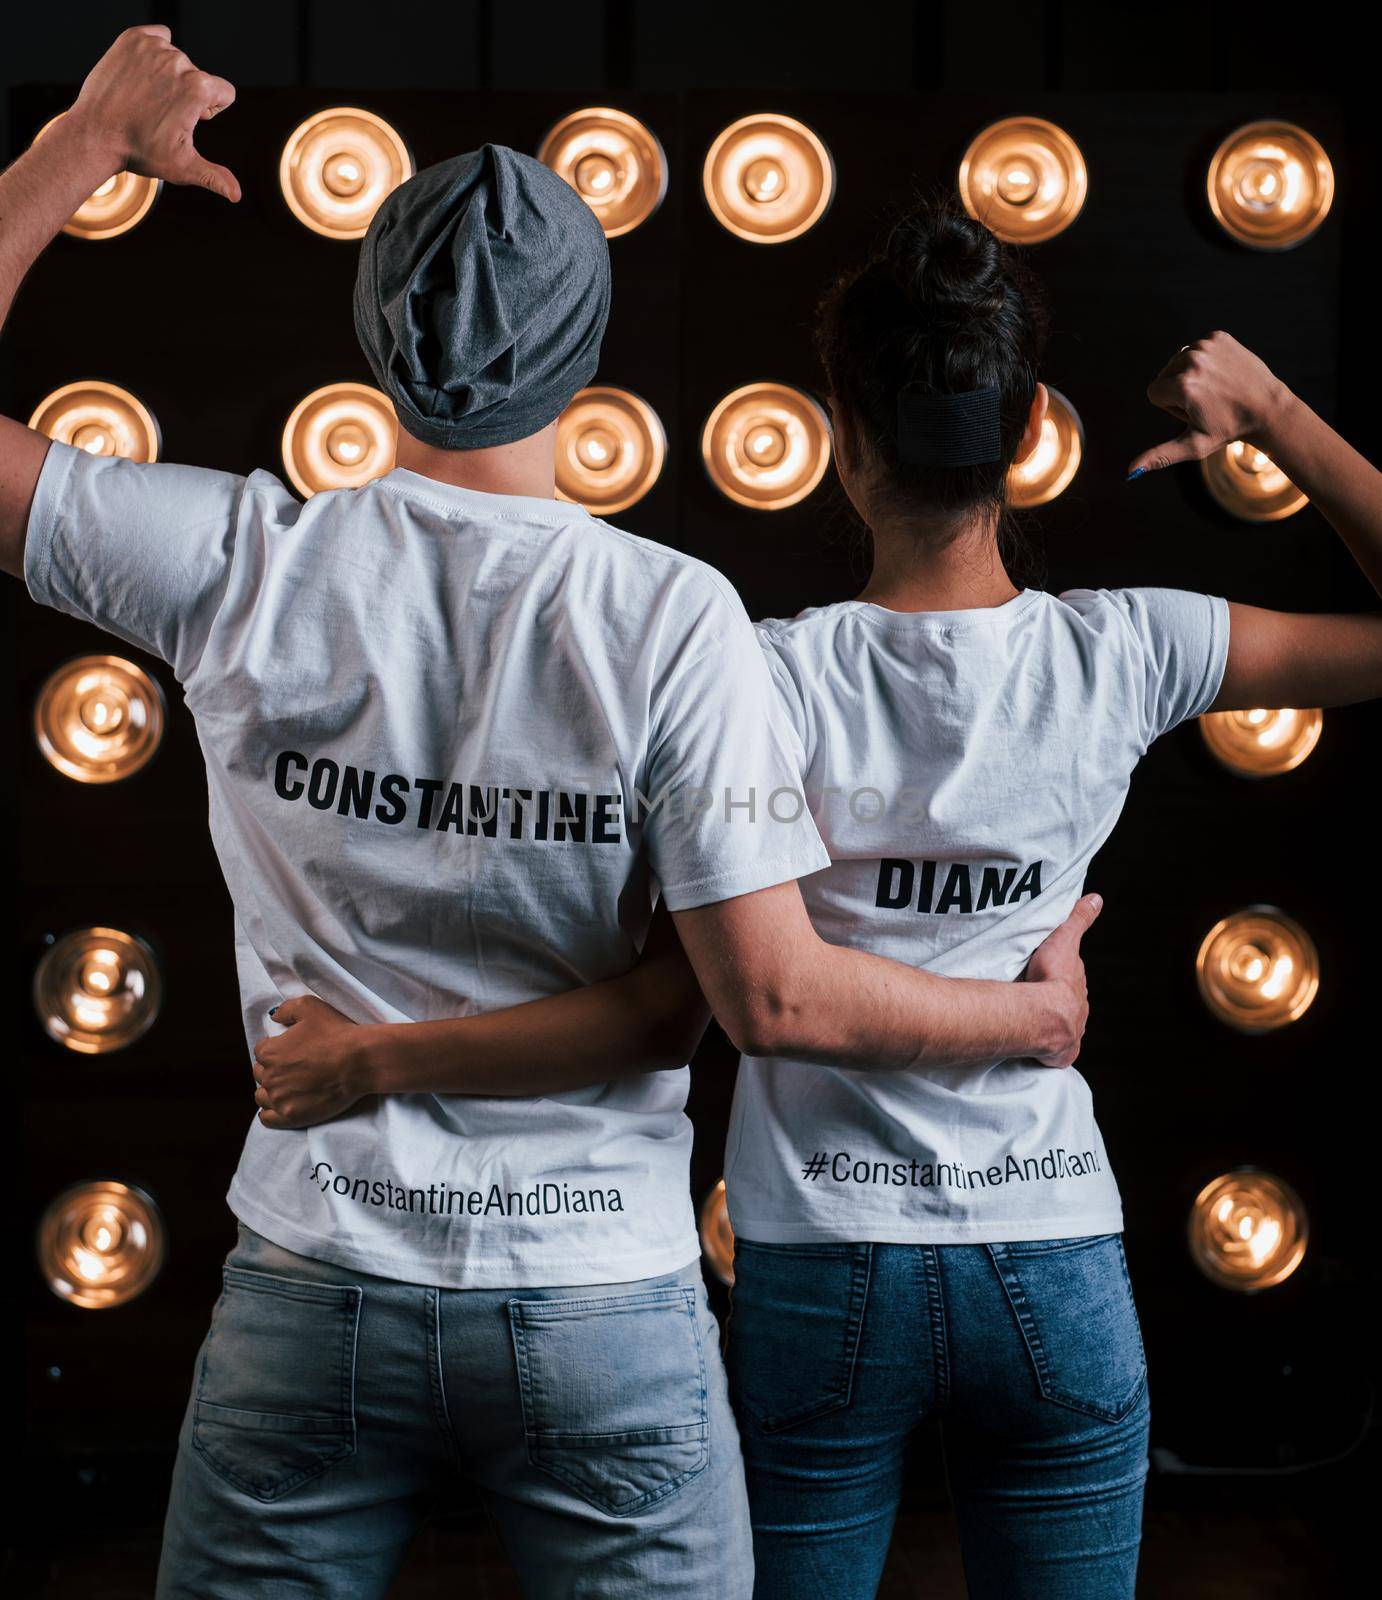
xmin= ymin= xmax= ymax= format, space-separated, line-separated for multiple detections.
xmin=157 ymin=1224 xmax=752 ymax=1599
xmin=725 ymin=1235 xmax=1150 ymax=1599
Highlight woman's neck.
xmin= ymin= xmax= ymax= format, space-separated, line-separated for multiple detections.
xmin=857 ymin=512 xmax=1020 ymax=614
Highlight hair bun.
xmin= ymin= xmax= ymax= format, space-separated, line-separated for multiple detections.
xmin=888 ymin=208 xmax=1005 ymax=321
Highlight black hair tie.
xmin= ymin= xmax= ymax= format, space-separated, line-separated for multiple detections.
xmin=896 ymin=384 xmax=1001 ymax=467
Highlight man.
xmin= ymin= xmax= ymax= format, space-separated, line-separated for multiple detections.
xmin=0 ymin=28 xmax=1098 ymax=1599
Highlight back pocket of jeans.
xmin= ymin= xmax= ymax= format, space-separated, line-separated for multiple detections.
xmin=988 ymin=1235 xmax=1147 ymax=1422
xmin=726 ymin=1241 xmax=871 ymax=1433
xmin=192 ymin=1267 xmax=361 ymax=1502
xmin=508 ymin=1285 xmax=708 ymax=1517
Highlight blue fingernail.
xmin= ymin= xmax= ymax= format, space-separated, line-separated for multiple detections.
xmin=1125 ymin=467 xmax=1146 ymax=482
xmin=268 ymin=1005 xmax=279 ymax=1018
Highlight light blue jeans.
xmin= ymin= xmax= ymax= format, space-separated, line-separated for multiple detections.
xmin=726 ymin=1235 xmax=1150 ymax=1599
xmin=157 ymin=1224 xmax=752 ymax=1598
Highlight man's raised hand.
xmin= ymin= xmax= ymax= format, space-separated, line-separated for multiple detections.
xmin=1022 ymin=893 xmax=1103 ymax=1068
xmin=68 ymin=25 xmax=240 ymax=203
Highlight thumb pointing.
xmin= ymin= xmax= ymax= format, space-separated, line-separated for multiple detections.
xmin=188 ymin=156 xmax=241 ymax=203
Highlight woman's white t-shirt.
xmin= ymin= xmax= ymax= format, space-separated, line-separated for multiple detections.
xmin=726 ymin=586 xmax=1229 ymax=1246
xmin=26 ymin=443 xmax=829 ymax=1289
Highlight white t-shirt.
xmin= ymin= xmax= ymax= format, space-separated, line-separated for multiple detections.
xmin=726 ymin=586 xmax=1229 ymax=1245
xmin=26 ymin=442 xmax=829 ymax=1288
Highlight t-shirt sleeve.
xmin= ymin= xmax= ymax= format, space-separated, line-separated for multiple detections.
xmin=754 ymin=623 xmax=813 ymax=772
xmin=642 ymin=574 xmax=830 ymax=912
xmin=24 ymin=439 xmax=248 ymax=682
xmin=1088 ymin=586 xmax=1230 ymax=746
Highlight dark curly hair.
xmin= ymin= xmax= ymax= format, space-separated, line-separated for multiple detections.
xmin=815 ymin=197 xmax=1050 ymax=537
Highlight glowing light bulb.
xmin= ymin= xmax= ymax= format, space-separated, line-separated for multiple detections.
xmin=1195 ymin=907 xmax=1319 ymax=1033
xmin=280 ymin=108 xmax=412 ymax=239
xmin=28 ymin=381 xmax=160 ymax=464
xmin=1008 ymin=388 xmax=1082 ymax=508
xmin=36 ymin=1181 xmax=166 ymax=1308
xmin=1207 ymin=122 xmax=1334 ymax=250
xmin=34 ymin=927 xmax=162 ymax=1055
xmin=1201 ymin=707 xmax=1322 ymax=777
xmin=703 ymin=115 xmax=833 ymax=243
xmin=1202 ymin=440 xmax=1307 ymax=521
xmin=35 ymin=655 xmax=165 ymax=784
xmin=538 ymin=109 xmax=667 ymax=238
xmin=702 ymin=383 xmax=831 ymax=510
xmin=282 ymin=383 xmax=397 ymax=496
xmin=1188 ymin=1169 xmax=1307 ymax=1291
xmin=959 ymin=117 xmax=1088 ymax=244
xmin=699 ymin=1179 xmax=736 ymax=1285
xmin=555 ymin=388 xmax=666 ymax=515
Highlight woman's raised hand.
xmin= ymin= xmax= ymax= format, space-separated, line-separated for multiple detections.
xmin=1126 ymin=331 xmax=1291 ymax=478
xmin=252 ymin=995 xmax=376 ymax=1130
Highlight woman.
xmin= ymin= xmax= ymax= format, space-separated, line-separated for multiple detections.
xmin=256 ymin=205 xmax=1382 ymax=1596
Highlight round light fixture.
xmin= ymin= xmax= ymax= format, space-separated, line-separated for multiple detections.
xmin=36 ymin=1181 xmax=166 ymax=1309
xmin=958 ymin=116 xmax=1088 ymax=244
xmin=280 ymin=107 xmax=412 ymax=239
xmin=703 ymin=114 xmax=833 ymax=243
xmin=1207 ymin=121 xmax=1334 ymax=251
xmin=1201 ymin=707 xmax=1322 ymax=777
xmin=1008 ymin=387 xmax=1082 ymax=508
xmin=28 ymin=381 xmax=160 ymax=463
xmin=1196 ymin=906 xmax=1319 ymax=1033
xmin=555 ymin=387 xmax=666 ymax=515
xmin=702 ymin=382 xmax=831 ymax=510
xmin=1201 ymin=441 xmax=1307 ymax=522
xmin=282 ymin=382 xmax=397 ymax=496
xmin=34 ymin=927 xmax=163 ymax=1055
xmin=36 ymin=116 xmax=160 ymax=240
xmin=34 ymin=655 xmax=165 ymax=784
xmin=538 ymin=107 xmax=667 ymax=238
xmin=1188 ymin=1169 xmax=1308 ymax=1292
xmin=698 ymin=1179 xmax=735 ymax=1286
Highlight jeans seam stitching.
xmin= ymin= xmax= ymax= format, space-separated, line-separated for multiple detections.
xmin=427 ymin=1289 xmax=461 ymax=1468
xmin=927 ymin=1246 xmax=951 ymax=1410
xmin=841 ymin=1244 xmax=872 ymax=1408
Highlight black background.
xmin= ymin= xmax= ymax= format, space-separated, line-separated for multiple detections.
xmin=3 ymin=0 xmax=1377 ymax=1589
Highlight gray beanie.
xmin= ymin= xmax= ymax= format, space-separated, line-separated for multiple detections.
xmin=353 ymin=144 xmax=611 ymax=449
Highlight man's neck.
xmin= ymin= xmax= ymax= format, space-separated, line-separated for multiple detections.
xmin=393 ymin=424 xmax=559 ymax=500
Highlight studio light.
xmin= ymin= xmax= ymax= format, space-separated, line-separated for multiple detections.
xmin=282 ymin=382 xmax=397 ymax=496
xmin=36 ymin=1181 xmax=166 ymax=1309
xmin=1207 ymin=121 xmax=1334 ymax=251
xmin=1008 ymin=387 xmax=1082 ymax=508
xmin=703 ymin=114 xmax=834 ymax=244
xmin=1201 ymin=707 xmax=1322 ymax=777
xmin=279 ymin=107 xmax=412 ymax=239
xmin=538 ymin=108 xmax=667 ymax=237
xmin=34 ymin=927 xmax=162 ymax=1055
xmin=1201 ymin=441 xmax=1307 ymax=522
xmin=36 ymin=116 xmax=159 ymax=239
xmin=28 ymin=381 xmax=160 ymax=462
xmin=34 ymin=655 xmax=165 ymax=785
xmin=1196 ymin=906 xmax=1319 ymax=1033
xmin=1188 ymin=1169 xmax=1308 ymax=1292
xmin=698 ymin=1179 xmax=735 ymax=1286
xmin=555 ymin=387 xmax=666 ymax=515
xmin=958 ymin=116 xmax=1088 ymax=244
xmin=702 ymin=382 xmax=831 ymax=510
